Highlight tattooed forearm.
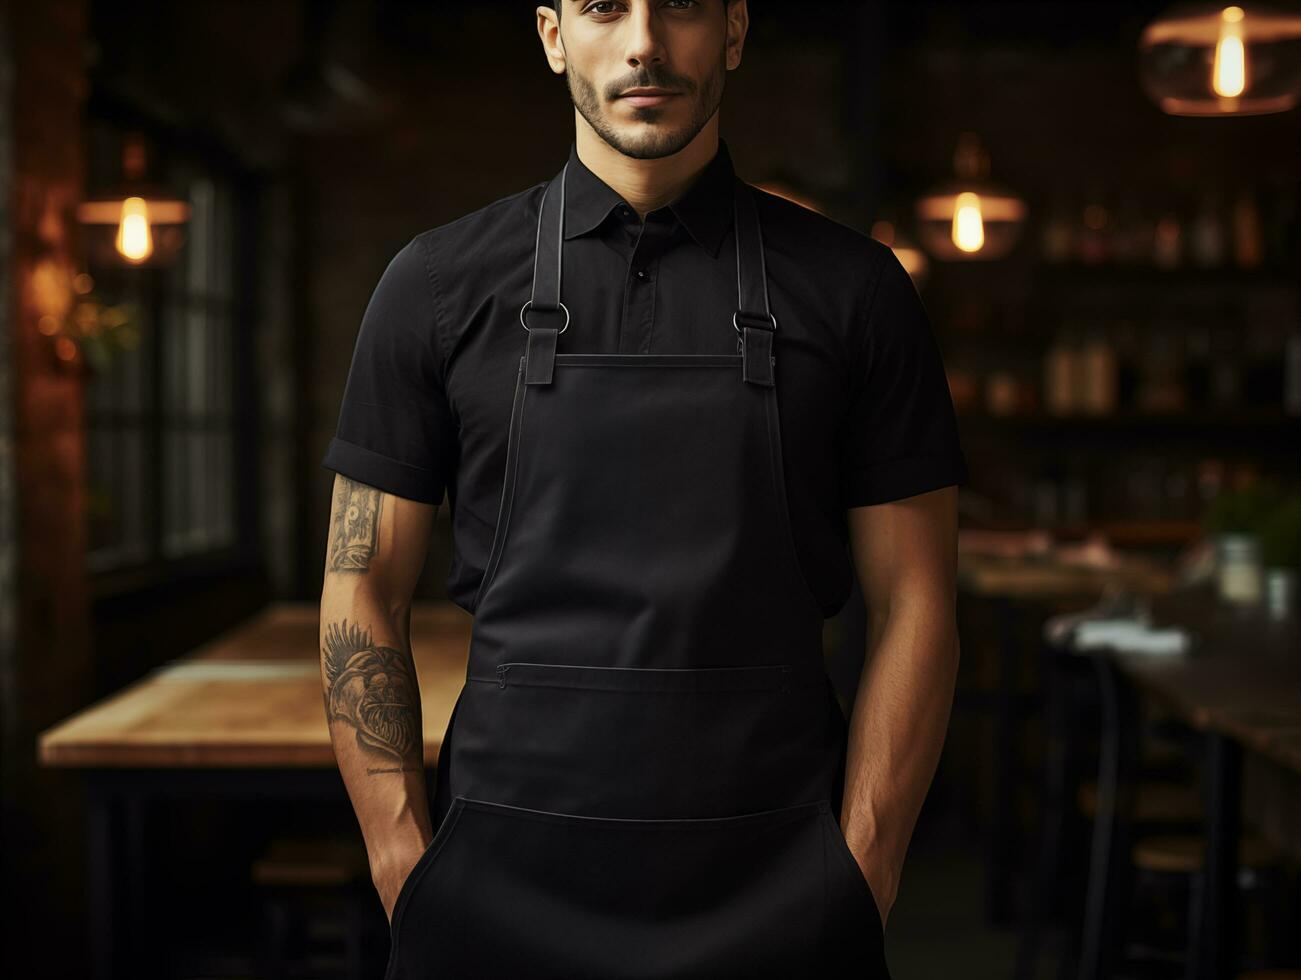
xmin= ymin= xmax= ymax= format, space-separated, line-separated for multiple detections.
xmin=328 ymin=477 xmax=383 ymax=572
xmin=322 ymin=619 xmax=422 ymax=773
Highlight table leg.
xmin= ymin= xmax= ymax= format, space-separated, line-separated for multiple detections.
xmin=989 ymin=595 xmax=1020 ymax=925
xmin=1014 ymin=639 xmax=1069 ymax=980
xmin=1078 ymin=654 xmax=1139 ymax=980
xmin=87 ymin=785 xmax=118 ymax=980
xmin=1191 ymin=732 xmax=1241 ymax=980
xmin=123 ymin=794 xmax=148 ymax=973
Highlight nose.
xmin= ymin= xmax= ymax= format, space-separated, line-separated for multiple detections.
xmin=621 ymin=1 xmax=667 ymax=72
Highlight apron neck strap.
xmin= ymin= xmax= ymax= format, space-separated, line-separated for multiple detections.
xmin=523 ymin=157 xmax=777 ymax=388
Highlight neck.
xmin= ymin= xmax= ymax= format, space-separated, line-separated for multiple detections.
xmin=573 ymin=118 xmax=720 ymax=220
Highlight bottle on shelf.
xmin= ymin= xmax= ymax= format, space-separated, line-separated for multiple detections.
xmin=1190 ymin=190 xmax=1226 ymax=268
xmin=1111 ymin=192 xmax=1152 ymax=267
xmin=1044 ymin=328 xmax=1078 ymax=416
xmin=1077 ymin=183 xmax=1111 ymax=266
xmin=1080 ymin=327 xmax=1117 ymax=415
xmin=1041 ymin=188 xmax=1075 ymax=265
xmin=1153 ymin=212 xmax=1183 ymax=269
xmin=1232 ymin=186 xmax=1265 ymax=270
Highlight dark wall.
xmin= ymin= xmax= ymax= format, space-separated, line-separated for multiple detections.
xmin=2 ymin=4 xmax=95 ymax=977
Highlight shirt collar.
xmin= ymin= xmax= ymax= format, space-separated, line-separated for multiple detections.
xmin=561 ymin=137 xmax=736 ymax=257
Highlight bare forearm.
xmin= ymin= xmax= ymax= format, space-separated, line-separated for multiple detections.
xmin=320 ymin=589 xmax=432 ymax=876
xmin=319 ymin=475 xmax=436 ymax=897
xmin=839 ymin=598 xmax=960 ymax=922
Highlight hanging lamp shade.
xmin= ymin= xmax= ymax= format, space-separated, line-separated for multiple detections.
xmin=915 ymin=132 xmax=1027 ymax=262
xmin=1139 ymin=2 xmax=1301 ymax=115
xmin=77 ymin=132 xmax=191 ymax=267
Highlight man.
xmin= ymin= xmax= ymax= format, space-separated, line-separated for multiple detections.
xmin=319 ymin=1 xmax=966 ymax=977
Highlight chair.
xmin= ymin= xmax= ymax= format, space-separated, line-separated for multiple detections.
xmin=250 ymin=833 xmax=376 ymax=979
xmin=1128 ymin=834 xmax=1290 ymax=978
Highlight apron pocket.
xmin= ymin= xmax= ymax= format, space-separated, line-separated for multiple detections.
xmin=387 ymin=794 xmax=832 ymax=980
xmin=818 ymin=805 xmax=891 ymax=977
xmin=454 ymin=660 xmax=837 ymax=818
xmin=385 ymin=796 xmax=468 ymax=979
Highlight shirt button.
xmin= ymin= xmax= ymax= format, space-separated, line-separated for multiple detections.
xmin=636 ymin=269 xmax=646 ymax=278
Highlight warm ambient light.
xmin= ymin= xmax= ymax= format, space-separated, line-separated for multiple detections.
xmin=914 ymin=132 xmax=1026 ymax=261
xmin=115 ymin=197 xmax=153 ymax=263
xmin=952 ymin=192 xmax=986 ymax=253
xmin=1213 ymin=7 xmax=1247 ymax=96
xmin=870 ymin=219 xmax=930 ymax=288
xmin=76 ymin=132 xmax=190 ymax=267
xmin=1140 ymin=2 xmax=1301 ymax=115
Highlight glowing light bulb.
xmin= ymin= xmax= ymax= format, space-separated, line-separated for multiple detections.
xmin=116 ymin=197 xmax=153 ymax=262
xmin=952 ymin=192 xmax=985 ymax=253
xmin=1213 ymin=6 xmax=1247 ymax=98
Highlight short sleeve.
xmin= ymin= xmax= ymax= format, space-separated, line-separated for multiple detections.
xmin=320 ymin=236 xmax=454 ymax=504
xmin=841 ymin=247 xmax=969 ymax=507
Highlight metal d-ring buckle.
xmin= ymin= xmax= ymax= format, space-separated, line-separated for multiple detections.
xmin=520 ymin=299 xmax=570 ymax=334
xmin=732 ymin=310 xmax=777 ymax=336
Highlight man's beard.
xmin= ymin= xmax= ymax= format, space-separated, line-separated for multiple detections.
xmin=565 ymin=55 xmax=726 ymax=160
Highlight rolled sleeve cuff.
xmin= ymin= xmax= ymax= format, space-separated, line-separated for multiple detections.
xmin=321 ymin=437 xmax=447 ymax=505
xmin=845 ymin=452 xmax=969 ymax=508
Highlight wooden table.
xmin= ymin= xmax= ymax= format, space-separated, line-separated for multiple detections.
xmin=37 ymin=601 xmax=473 ymax=980
xmin=956 ymin=548 xmax=1176 ymax=929
xmin=1086 ymin=589 xmax=1300 ymax=980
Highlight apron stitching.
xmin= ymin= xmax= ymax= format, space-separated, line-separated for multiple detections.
xmin=457 ymin=793 xmax=824 ymax=828
xmin=386 ymin=797 xmax=467 ymax=971
xmin=471 ymin=357 xmax=527 ymax=612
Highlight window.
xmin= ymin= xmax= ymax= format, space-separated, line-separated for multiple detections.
xmin=83 ymin=114 xmax=254 ymax=583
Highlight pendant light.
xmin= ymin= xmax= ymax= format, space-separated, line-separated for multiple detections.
xmin=915 ymin=131 xmax=1027 ymax=262
xmin=1139 ymin=2 xmax=1301 ymax=115
xmin=77 ymin=132 xmax=191 ymax=266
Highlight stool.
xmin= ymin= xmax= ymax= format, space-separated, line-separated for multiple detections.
xmin=1129 ymin=833 xmax=1287 ymax=978
xmin=1133 ymin=835 xmax=1278 ymax=876
xmin=251 ymin=834 xmax=375 ymax=979
xmin=1078 ymin=779 xmax=1202 ymax=825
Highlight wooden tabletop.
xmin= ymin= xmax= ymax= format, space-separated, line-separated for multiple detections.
xmin=37 ymin=601 xmax=473 ymax=769
xmin=1110 ymin=588 xmax=1301 ymax=775
xmin=958 ymin=551 xmax=1176 ymax=600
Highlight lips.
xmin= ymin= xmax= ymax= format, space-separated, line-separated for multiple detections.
xmin=619 ymin=90 xmax=679 ymax=107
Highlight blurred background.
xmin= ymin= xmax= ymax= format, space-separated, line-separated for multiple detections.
xmin=2 ymin=1 xmax=1299 ymax=978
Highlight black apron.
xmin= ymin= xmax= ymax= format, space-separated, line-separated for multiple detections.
xmin=384 ymin=159 xmax=890 ymax=980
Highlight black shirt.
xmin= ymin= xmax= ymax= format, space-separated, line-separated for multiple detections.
xmin=321 ymin=137 xmax=968 ymax=618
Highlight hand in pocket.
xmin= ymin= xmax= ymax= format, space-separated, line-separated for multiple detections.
xmin=376 ymin=841 xmax=431 ymax=924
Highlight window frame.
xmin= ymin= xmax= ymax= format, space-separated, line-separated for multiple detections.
xmin=82 ymin=92 xmax=263 ymax=602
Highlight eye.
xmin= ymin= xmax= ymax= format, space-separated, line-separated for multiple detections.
xmin=582 ymin=0 xmax=700 ymax=14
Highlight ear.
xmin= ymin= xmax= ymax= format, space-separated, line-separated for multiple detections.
xmin=725 ymin=0 xmax=748 ymax=72
xmin=537 ymin=4 xmax=567 ymax=75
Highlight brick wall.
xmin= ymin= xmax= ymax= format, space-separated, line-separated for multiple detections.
xmin=1 ymin=1 xmax=94 ymax=977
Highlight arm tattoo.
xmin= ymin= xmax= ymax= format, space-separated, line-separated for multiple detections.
xmin=328 ymin=477 xmax=383 ymax=572
xmin=322 ymin=619 xmax=422 ymax=773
